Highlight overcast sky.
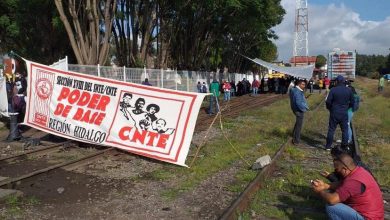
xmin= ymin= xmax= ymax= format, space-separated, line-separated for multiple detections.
xmin=273 ymin=0 xmax=390 ymax=62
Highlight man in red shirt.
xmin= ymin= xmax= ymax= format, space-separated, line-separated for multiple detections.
xmin=222 ymin=80 xmax=232 ymax=101
xmin=252 ymin=79 xmax=260 ymax=95
xmin=312 ymin=153 xmax=384 ymax=220
xmin=324 ymin=76 xmax=331 ymax=93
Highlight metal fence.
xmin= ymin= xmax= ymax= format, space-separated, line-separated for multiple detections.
xmin=68 ymin=64 xmax=254 ymax=92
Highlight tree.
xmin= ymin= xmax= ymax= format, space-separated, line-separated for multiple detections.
xmin=55 ymin=0 xmax=117 ymax=65
xmin=0 ymin=0 xmax=74 ymax=64
xmin=356 ymin=54 xmax=387 ymax=76
xmin=166 ymin=0 xmax=285 ymax=71
xmin=1 ymin=0 xmax=285 ymax=70
xmin=315 ymin=55 xmax=327 ymax=68
xmin=112 ymin=0 xmax=157 ymax=67
xmin=110 ymin=0 xmax=284 ymax=70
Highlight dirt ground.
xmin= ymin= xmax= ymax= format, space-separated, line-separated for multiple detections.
xmin=0 ymin=126 xmax=242 ymax=220
xmin=1 ymin=95 xmax=279 ymax=220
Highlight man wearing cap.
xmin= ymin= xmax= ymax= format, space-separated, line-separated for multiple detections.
xmin=325 ymin=75 xmax=355 ymax=150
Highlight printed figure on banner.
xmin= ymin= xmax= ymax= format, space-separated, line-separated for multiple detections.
xmin=118 ymin=92 xmax=175 ymax=135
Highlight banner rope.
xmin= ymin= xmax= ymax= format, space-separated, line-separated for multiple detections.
xmin=190 ymin=92 xmax=251 ymax=168
xmin=218 ymin=111 xmax=252 ymax=167
xmin=189 ymin=110 xmax=220 ymax=167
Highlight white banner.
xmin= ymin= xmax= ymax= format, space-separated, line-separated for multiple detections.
xmin=24 ymin=60 xmax=206 ymax=166
xmin=0 ymin=77 xmax=9 ymax=117
xmin=246 ymin=57 xmax=315 ymax=79
xmin=50 ymin=56 xmax=68 ymax=71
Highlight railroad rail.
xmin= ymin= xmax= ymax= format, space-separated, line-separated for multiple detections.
xmin=195 ymin=94 xmax=283 ymax=131
xmin=0 ymin=147 xmax=115 ymax=188
xmin=219 ymin=94 xmax=328 ymax=220
xmin=0 ymin=141 xmax=73 ymax=162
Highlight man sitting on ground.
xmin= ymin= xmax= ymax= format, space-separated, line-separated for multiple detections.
xmin=311 ymin=153 xmax=384 ymax=220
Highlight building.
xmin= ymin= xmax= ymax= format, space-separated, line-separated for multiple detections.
xmin=289 ymin=56 xmax=317 ymax=66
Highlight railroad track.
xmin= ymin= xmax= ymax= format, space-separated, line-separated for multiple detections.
xmin=219 ymin=94 xmax=328 ymax=220
xmin=0 ymin=93 xmax=285 ymax=206
xmin=218 ymin=92 xmax=390 ymax=219
xmin=0 ymin=145 xmax=115 ymax=188
xmin=0 ymin=141 xmax=73 ymax=163
xmin=0 ymin=126 xmax=119 ymax=188
xmin=195 ymin=94 xmax=283 ymax=131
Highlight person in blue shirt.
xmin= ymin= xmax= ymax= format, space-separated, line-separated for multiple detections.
xmin=289 ymin=79 xmax=309 ymax=145
xmin=325 ymin=75 xmax=355 ymax=150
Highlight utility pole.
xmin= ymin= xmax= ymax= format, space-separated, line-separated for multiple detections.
xmin=293 ymin=0 xmax=309 ymax=66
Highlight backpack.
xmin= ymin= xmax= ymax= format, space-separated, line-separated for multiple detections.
xmin=352 ymin=94 xmax=360 ymax=112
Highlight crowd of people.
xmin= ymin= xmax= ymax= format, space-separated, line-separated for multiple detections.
xmin=289 ymin=75 xmax=384 ymax=220
xmin=198 ymin=75 xmax=335 ymax=115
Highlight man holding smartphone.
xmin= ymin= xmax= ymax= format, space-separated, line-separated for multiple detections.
xmin=311 ymin=153 xmax=384 ymax=220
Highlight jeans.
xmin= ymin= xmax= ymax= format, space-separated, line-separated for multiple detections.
xmin=252 ymin=87 xmax=258 ymax=95
xmin=326 ymin=112 xmax=349 ymax=148
xmin=224 ymin=91 xmax=231 ymax=101
xmin=326 ymin=203 xmax=364 ymax=220
xmin=348 ymin=110 xmax=354 ymax=143
xmin=293 ymin=111 xmax=304 ymax=144
xmin=209 ymin=96 xmax=219 ymax=114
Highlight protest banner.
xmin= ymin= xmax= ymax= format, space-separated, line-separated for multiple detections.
xmin=0 ymin=77 xmax=9 ymax=117
xmin=24 ymin=60 xmax=207 ymax=166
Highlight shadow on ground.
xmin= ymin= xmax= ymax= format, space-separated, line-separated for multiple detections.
xmin=276 ymin=184 xmax=327 ymax=220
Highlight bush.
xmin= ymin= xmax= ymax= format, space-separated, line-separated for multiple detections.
xmin=368 ymin=71 xmax=380 ymax=79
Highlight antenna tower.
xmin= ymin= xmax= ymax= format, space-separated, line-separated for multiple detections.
xmin=293 ymin=0 xmax=309 ymax=65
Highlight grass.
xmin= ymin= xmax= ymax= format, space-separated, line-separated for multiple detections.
xmin=156 ymin=92 xmax=324 ymax=200
xmin=352 ymin=78 xmax=390 ymax=186
xmin=239 ymin=77 xmax=390 ymax=219
xmin=0 ymin=194 xmax=41 ymax=219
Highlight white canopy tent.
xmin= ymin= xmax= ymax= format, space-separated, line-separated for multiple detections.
xmin=246 ymin=57 xmax=315 ymax=79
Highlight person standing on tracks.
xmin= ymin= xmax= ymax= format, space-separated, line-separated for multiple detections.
xmin=201 ymin=82 xmax=208 ymax=93
xmin=287 ymin=79 xmax=295 ymax=94
xmin=196 ymin=81 xmax=202 ymax=93
xmin=252 ymin=78 xmax=260 ymax=96
xmin=142 ymin=78 xmax=152 ymax=86
xmin=309 ymin=78 xmax=314 ymax=93
xmin=346 ymin=82 xmax=360 ymax=144
xmin=378 ymin=75 xmax=385 ymax=92
xmin=230 ymin=80 xmax=236 ymax=97
xmin=325 ymin=75 xmax=354 ymax=150
xmin=222 ymin=80 xmax=231 ymax=101
xmin=318 ymin=78 xmax=324 ymax=94
xmin=289 ymin=79 xmax=309 ymax=145
xmin=209 ymin=79 xmax=220 ymax=115
xmin=311 ymin=152 xmax=384 ymax=220
xmin=324 ymin=76 xmax=331 ymax=93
